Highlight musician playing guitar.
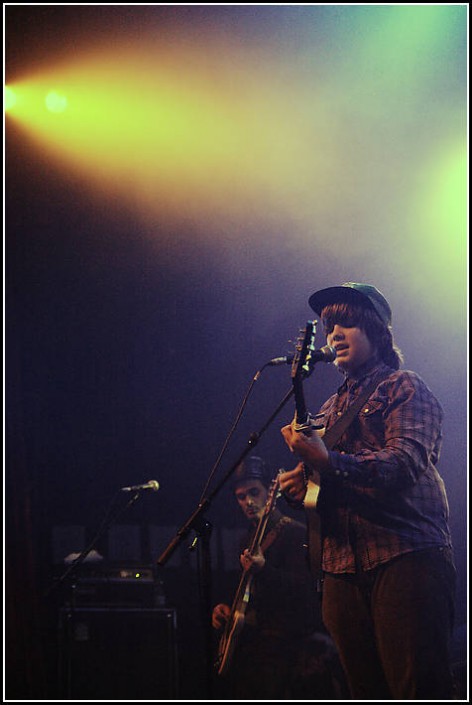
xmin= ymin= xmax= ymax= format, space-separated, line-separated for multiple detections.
xmin=279 ymin=282 xmax=456 ymax=700
xmin=212 ymin=456 xmax=342 ymax=700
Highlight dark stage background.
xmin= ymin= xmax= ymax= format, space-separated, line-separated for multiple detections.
xmin=5 ymin=5 xmax=468 ymax=701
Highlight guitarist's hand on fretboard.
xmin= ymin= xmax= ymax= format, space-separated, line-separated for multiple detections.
xmin=281 ymin=420 xmax=330 ymax=473
xmin=278 ymin=462 xmax=309 ymax=504
xmin=240 ymin=547 xmax=265 ymax=573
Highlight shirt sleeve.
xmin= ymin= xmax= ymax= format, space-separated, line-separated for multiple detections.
xmin=324 ymin=371 xmax=443 ymax=490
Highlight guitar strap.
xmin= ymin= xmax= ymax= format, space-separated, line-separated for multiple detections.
xmin=323 ymin=372 xmax=387 ymax=450
xmin=260 ymin=516 xmax=292 ymax=553
xmin=305 ymin=371 xmax=389 ymax=581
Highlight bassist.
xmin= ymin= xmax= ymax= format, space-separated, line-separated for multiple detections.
xmin=212 ymin=456 xmax=343 ymax=700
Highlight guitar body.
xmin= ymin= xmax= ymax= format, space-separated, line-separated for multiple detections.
xmin=303 ymin=471 xmax=321 ymax=510
xmin=216 ymin=576 xmax=253 ymax=676
xmin=303 ymin=472 xmax=322 ymax=579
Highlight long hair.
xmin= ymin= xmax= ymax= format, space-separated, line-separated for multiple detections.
xmin=321 ymin=302 xmax=403 ymax=370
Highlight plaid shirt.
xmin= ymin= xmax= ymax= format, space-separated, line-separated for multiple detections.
xmin=314 ymin=361 xmax=453 ymax=574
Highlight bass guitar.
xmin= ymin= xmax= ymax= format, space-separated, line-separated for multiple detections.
xmin=215 ymin=475 xmax=280 ymax=676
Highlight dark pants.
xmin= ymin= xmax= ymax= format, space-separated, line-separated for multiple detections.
xmin=322 ymin=547 xmax=456 ymax=700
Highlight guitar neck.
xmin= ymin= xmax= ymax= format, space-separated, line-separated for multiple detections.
xmin=248 ymin=506 xmax=271 ymax=555
xmin=293 ymin=384 xmax=309 ymax=427
xmin=291 ymin=321 xmax=316 ymax=431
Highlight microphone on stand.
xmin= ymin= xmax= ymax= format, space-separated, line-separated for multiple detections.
xmin=267 ymin=345 xmax=337 ymax=367
xmin=121 ymin=480 xmax=160 ymax=492
xmin=310 ymin=345 xmax=337 ymax=363
xmin=267 ymin=354 xmax=295 ymax=366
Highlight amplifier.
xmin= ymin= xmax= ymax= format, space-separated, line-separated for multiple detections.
xmin=58 ymin=606 xmax=178 ymax=699
xmin=67 ymin=566 xmax=165 ymax=607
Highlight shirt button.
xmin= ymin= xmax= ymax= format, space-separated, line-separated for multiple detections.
xmin=363 ymin=407 xmax=369 ymax=413
xmin=337 ymin=411 xmax=342 ymax=416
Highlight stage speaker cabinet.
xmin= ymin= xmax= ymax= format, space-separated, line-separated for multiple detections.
xmin=58 ymin=607 xmax=179 ymax=700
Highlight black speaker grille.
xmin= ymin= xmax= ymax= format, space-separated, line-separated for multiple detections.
xmin=58 ymin=607 xmax=178 ymax=699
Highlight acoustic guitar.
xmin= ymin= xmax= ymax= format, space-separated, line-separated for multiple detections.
xmin=290 ymin=321 xmax=331 ymax=575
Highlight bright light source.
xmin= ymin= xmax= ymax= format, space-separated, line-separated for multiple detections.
xmin=45 ymin=90 xmax=68 ymax=113
xmin=4 ymin=86 xmax=17 ymax=110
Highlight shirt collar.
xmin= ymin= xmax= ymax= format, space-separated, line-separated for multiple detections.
xmin=338 ymin=359 xmax=391 ymax=394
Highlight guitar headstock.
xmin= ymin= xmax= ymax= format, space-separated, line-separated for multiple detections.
xmin=291 ymin=321 xmax=317 ymax=382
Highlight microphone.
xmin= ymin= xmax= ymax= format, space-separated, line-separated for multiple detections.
xmin=121 ymin=480 xmax=160 ymax=492
xmin=310 ymin=345 xmax=337 ymax=364
xmin=268 ymin=345 xmax=336 ymax=366
xmin=267 ymin=354 xmax=295 ymax=366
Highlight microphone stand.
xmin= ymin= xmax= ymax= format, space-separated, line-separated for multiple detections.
xmin=46 ymin=489 xmax=144 ymax=699
xmin=157 ymin=383 xmax=296 ymax=699
xmin=46 ymin=490 xmax=142 ymax=599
